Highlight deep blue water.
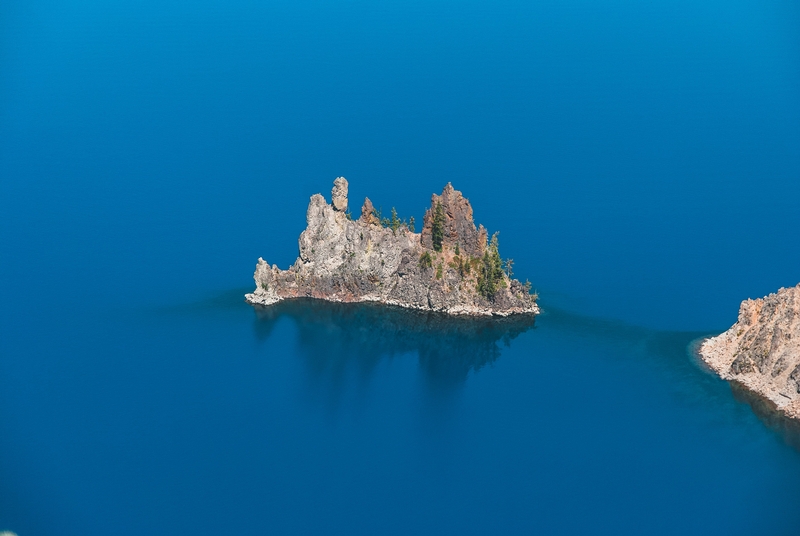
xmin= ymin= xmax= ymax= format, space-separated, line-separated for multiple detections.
xmin=2 ymin=0 xmax=800 ymax=534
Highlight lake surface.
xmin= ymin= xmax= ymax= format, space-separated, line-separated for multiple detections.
xmin=2 ymin=0 xmax=800 ymax=534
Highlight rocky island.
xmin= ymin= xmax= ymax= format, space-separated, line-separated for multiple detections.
xmin=246 ymin=178 xmax=539 ymax=316
xmin=700 ymin=284 xmax=800 ymax=421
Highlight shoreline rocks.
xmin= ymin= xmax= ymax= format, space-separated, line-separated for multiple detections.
xmin=245 ymin=178 xmax=539 ymax=317
xmin=699 ymin=284 xmax=800 ymax=421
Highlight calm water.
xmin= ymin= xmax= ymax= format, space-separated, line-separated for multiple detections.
xmin=2 ymin=0 xmax=800 ymax=534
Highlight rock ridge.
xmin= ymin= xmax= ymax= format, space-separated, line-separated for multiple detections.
xmin=700 ymin=283 xmax=800 ymax=421
xmin=245 ymin=178 xmax=539 ymax=317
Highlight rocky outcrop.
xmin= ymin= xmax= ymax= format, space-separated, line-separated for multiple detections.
xmin=331 ymin=177 xmax=348 ymax=212
xmin=421 ymin=183 xmax=487 ymax=257
xmin=360 ymin=197 xmax=380 ymax=226
xmin=700 ymin=284 xmax=800 ymax=421
xmin=245 ymin=178 xmax=539 ymax=316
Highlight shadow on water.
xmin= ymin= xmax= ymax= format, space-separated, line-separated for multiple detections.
xmin=729 ymin=382 xmax=800 ymax=451
xmin=155 ymin=287 xmax=253 ymax=314
xmin=540 ymin=304 xmax=800 ymax=451
xmin=164 ymin=289 xmax=800 ymax=450
xmin=252 ymin=298 xmax=536 ymax=390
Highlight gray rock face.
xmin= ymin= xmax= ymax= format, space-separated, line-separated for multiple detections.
xmin=246 ymin=179 xmax=539 ymax=317
xmin=700 ymin=284 xmax=800 ymax=420
xmin=331 ymin=177 xmax=348 ymax=212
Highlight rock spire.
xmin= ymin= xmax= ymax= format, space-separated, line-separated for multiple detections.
xmin=331 ymin=177 xmax=348 ymax=212
xmin=420 ymin=182 xmax=488 ymax=257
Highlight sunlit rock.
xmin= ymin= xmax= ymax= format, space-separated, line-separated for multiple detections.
xmin=701 ymin=283 xmax=800 ymax=421
xmin=246 ymin=178 xmax=539 ymax=317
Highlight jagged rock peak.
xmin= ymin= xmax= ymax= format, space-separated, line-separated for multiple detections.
xmin=421 ymin=182 xmax=487 ymax=257
xmin=331 ymin=177 xmax=348 ymax=212
xmin=360 ymin=197 xmax=380 ymax=225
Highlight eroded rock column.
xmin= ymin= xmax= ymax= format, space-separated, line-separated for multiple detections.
xmin=332 ymin=177 xmax=348 ymax=212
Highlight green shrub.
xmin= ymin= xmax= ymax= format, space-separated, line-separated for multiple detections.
xmin=451 ymin=255 xmax=468 ymax=278
xmin=419 ymin=251 xmax=433 ymax=269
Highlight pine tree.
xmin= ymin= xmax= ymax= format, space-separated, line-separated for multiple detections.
xmin=408 ymin=216 xmax=415 ymax=233
xmin=432 ymin=201 xmax=444 ymax=252
xmin=477 ymin=232 xmax=505 ymax=299
xmin=503 ymin=258 xmax=514 ymax=278
xmin=390 ymin=207 xmax=401 ymax=234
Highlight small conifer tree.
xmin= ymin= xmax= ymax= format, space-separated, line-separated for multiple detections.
xmin=477 ymin=232 xmax=505 ymax=299
xmin=503 ymin=258 xmax=514 ymax=278
xmin=432 ymin=201 xmax=445 ymax=252
xmin=390 ymin=207 xmax=401 ymax=234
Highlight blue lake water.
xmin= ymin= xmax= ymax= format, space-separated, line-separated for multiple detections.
xmin=2 ymin=0 xmax=800 ymax=534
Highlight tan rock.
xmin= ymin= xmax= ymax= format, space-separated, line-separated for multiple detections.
xmin=331 ymin=176 xmax=348 ymax=212
xmin=360 ymin=197 xmax=380 ymax=226
xmin=700 ymin=283 xmax=800 ymax=421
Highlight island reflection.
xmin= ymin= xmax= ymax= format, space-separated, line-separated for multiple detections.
xmin=252 ymin=299 xmax=536 ymax=387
